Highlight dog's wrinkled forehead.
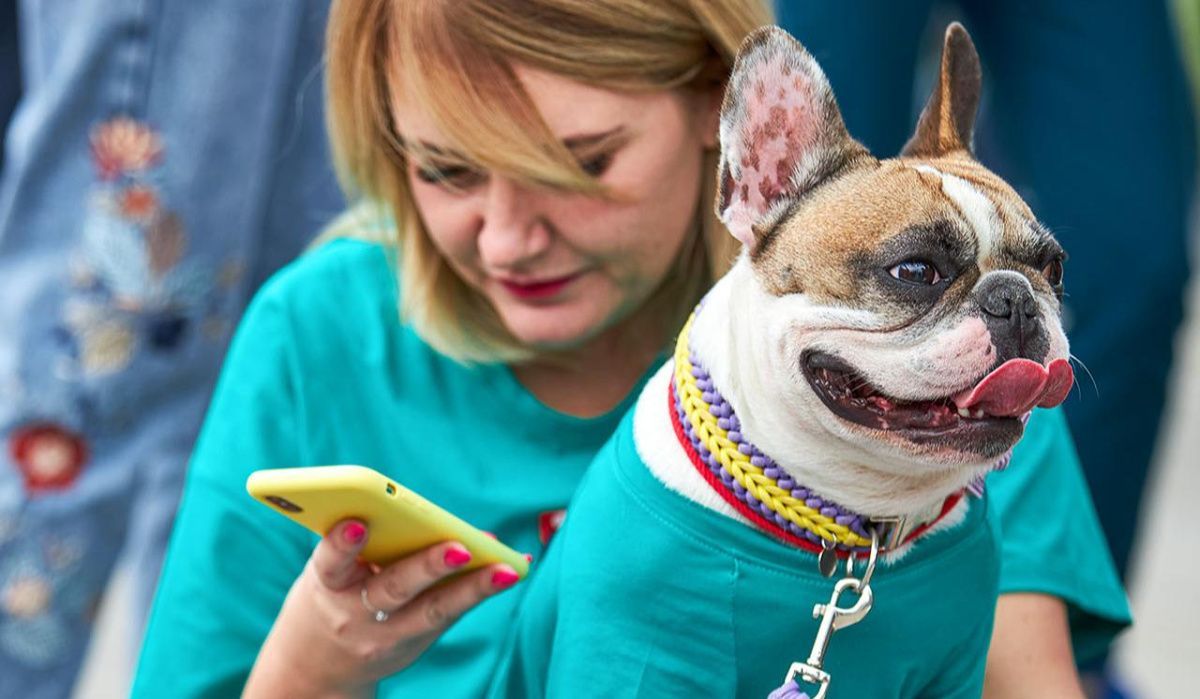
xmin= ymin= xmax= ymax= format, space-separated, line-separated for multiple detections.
xmin=717 ymin=24 xmax=1058 ymax=305
xmin=753 ymin=156 xmax=1045 ymax=302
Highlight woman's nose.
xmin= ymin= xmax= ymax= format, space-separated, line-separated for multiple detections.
xmin=476 ymin=177 xmax=551 ymax=270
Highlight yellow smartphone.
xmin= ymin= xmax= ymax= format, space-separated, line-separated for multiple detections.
xmin=246 ymin=465 xmax=528 ymax=578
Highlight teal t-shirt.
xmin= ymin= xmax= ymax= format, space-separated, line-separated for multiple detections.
xmin=132 ymin=238 xmax=642 ymax=697
xmin=490 ymin=410 xmax=1000 ymax=699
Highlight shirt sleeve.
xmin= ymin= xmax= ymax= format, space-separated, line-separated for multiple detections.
xmin=986 ymin=406 xmax=1132 ymax=663
xmin=131 ymin=283 xmax=315 ymax=697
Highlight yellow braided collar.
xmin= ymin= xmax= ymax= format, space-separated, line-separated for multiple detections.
xmin=673 ymin=312 xmax=873 ymax=549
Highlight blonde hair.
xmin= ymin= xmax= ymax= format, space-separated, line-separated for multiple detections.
xmin=325 ymin=0 xmax=772 ymax=363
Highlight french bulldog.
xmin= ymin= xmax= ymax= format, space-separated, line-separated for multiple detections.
xmin=493 ymin=23 xmax=1075 ymax=699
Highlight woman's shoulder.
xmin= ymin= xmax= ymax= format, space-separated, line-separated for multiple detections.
xmin=254 ymin=204 xmax=396 ymax=314
xmin=264 ymin=212 xmax=396 ymax=306
xmin=239 ymin=206 xmax=420 ymax=365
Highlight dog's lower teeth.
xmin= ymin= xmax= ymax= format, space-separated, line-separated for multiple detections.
xmin=957 ymin=407 xmax=971 ymax=418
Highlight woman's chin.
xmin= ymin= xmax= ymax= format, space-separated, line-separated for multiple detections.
xmin=498 ymin=305 xmax=610 ymax=353
xmin=508 ymin=323 xmax=598 ymax=352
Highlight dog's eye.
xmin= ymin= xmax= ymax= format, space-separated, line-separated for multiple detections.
xmin=1042 ymin=257 xmax=1064 ymax=287
xmin=888 ymin=260 xmax=942 ymax=285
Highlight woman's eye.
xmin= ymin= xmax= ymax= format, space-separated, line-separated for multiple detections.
xmin=415 ymin=164 xmax=486 ymax=189
xmin=1042 ymin=257 xmax=1064 ymax=287
xmin=888 ymin=260 xmax=942 ymax=285
xmin=577 ymin=152 xmax=613 ymax=178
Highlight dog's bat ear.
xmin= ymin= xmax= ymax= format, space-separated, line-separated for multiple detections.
xmin=902 ymin=23 xmax=982 ymax=158
xmin=716 ymin=26 xmax=862 ymax=251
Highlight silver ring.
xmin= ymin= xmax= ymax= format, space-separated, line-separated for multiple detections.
xmin=361 ymin=584 xmax=389 ymax=623
xmin=859 ymin=527 xmax=880 ymax=589
xmin=844 ymin=527 xmax=880 ymax=586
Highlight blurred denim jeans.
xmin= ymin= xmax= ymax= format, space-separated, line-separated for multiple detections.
xmin=0 ymin=1 xmax=342 ymax=696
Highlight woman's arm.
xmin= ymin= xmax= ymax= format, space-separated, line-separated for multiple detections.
xmin=984 ymin=593 xmax=1085 ymax=699
xmin=983 ymin=408 xmax=1133 ymax=698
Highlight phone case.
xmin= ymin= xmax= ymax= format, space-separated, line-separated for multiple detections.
xmin=246 ymin=465 xmax=529 ymax=578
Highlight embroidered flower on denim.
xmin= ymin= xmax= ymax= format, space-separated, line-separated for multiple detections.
xmin=0 ymin=550 xmax=75 ymax=666
xmin=61 ymin=117 xmax=223 ymax=377
xmin=89 ymin=117 xmax=163 ymax=180
xmin=7 ymin=423 xmax=89 ymax=492
xmin=2 ymin=572 xmax=51 ymax=619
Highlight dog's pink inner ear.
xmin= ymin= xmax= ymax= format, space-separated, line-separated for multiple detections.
xmin=717 ymin=27 xmax=857 ymax=251
xmin=722 ymin=60 xmax=820 ymax=245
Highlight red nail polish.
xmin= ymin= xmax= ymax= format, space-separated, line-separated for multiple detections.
xmin=343 ymin=522 xmax=366 ymax=545
xmin=444 ymin=545 xmax=472 ymax=568
xmin=524 ymin=553 xmax=533 ymax=563
xmin=491 ymin=569 xmax=520 ymax=590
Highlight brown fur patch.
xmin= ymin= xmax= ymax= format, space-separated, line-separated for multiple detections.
xmin=755 ymin=161 xmax=964 ymax=300
xmin=754 ymin=154 xmax=1045 ymax=308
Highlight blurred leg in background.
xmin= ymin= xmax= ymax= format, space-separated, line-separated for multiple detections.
xmin=0 ymin=0 xmax=20 ymax=174
xmin=0 ymin=2 xmax=340 ymax=697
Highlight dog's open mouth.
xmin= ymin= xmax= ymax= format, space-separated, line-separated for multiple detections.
xmin=801 ymin=351 xmax=1074 ymax=437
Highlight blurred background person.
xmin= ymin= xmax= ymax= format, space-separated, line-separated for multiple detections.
xmin=0 ymin=2 xmax=343 ymax=696
xmin=1 ymin=0 xmax=19 ymax=174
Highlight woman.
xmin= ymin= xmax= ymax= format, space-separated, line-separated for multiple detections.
xmin=132 ymin=1 xmax=1126 ymax=697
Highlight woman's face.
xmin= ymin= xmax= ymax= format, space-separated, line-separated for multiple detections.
xmin=392 ymin=66 xmax=720 ymax=351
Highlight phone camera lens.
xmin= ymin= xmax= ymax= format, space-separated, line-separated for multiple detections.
xmin=265 ymin=495 xmax=303 ymax=513
xmin=386 ymin=483 xmax=397 ymax=496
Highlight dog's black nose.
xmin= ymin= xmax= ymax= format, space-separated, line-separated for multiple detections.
xmin=976 ymin=273 xmax=1047 ymax=362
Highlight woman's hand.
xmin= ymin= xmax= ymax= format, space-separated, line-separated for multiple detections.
xmin=244 ymin=519 xmax=522 ymax=698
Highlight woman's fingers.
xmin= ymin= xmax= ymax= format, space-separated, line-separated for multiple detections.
xmin=311 ymin=519 xmax=370 ymax=591
xmin=393 ymin=564 xmax=522 ymax=636
xmin=362 ymin=541 xmax=475 ymax=612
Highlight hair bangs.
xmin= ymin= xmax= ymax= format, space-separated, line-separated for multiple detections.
xmin=386 ymin=1 xmax=605 ymax=196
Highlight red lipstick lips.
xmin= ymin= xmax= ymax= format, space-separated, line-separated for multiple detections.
xmin=498 ymin=273 xmax=580 ymax=300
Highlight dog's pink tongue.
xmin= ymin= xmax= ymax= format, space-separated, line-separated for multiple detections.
xmin=953 ymin=358 xmax=1075 ymax=417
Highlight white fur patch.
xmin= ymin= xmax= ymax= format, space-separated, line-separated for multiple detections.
xmin=913 ymin=164 xmax=1001 ymax=261
xmin=632 ymin=350 xmax=974 ymax=565
xmin=633 ymin=350 xmax=976 ymax=566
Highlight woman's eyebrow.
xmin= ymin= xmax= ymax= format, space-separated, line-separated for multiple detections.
xmin=401 ymin=125 xmax=629 ymax=161
xmin=561 ymin=126 xmax=629 ymax=151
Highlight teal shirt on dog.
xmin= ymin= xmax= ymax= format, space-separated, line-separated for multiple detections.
xmin=491 ymin=410 xmax=998 ymax=698
xmin=492 ymin=404 xmax=1129 ymax=698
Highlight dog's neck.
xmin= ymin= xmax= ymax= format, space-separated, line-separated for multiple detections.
xmin=683 ymin=260 xmax=980 ymax=518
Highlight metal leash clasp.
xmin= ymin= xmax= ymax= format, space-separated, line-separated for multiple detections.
xmin=782 ymin=528 xmax=879 ymax=699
